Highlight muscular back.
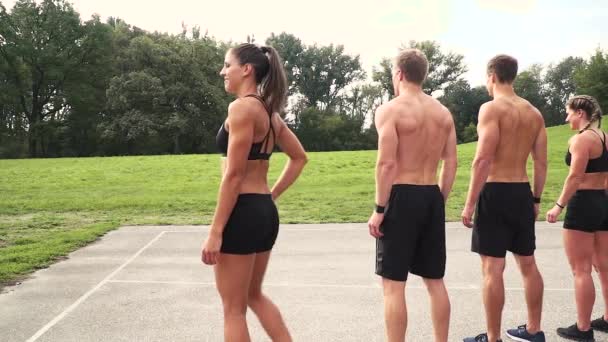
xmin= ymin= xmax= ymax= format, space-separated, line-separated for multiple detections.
xmin=380 ymin=92 xmax=455 ymax=185
xmin=484 ymin=96 xmax=544 ymax=182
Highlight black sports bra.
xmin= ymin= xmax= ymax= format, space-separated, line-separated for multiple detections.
xmin=216 ymin=94 xmax=275 ymax=160
xmin=565 ymin=130 xmax=608 ymax=173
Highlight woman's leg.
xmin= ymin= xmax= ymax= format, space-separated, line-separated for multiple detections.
xmin=215 ymin=253 xmax=256 ymax=342
xmin=594 ymin=232 xmax=608 ymax=320
xmin=563 ymin=229 xmax=595 ymax=330
xmin=247 ymin=251 xmax=292 ymax=342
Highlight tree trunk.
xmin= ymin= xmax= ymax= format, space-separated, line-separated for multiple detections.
xmin=173 ymin=135 xmax=180 ymax=154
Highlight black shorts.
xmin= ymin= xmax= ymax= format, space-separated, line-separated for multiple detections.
xmin=375 ymin=184 xmax=446 ymax=282
xmin=220 ymin=194 xmax=279 ymax=254
xmin=472 ymin=182 xmax=535 ymax=258
xmin=564 ymin=190 xmax=608 ymax=233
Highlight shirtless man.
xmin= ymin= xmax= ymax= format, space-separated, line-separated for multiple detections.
xmin=461 ymin=55 xmax=548 ymax=342
xmin=368 ymin=48 xmax=458 ymax=342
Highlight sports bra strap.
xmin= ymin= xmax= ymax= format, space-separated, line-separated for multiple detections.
xmin=244 ymin=94 xmax=274 ymax=155
xmin=587 ymin=129 xmax=606 ymax=146
xmin=244 ymin=94 xmax=271 ymax=114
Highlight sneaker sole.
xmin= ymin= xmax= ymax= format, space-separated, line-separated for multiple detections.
xmin=555 ymin=331 xmax=594 ymax=342
xmin=590 ymin=326 xmax=608 ymax=333
xmin=505 ymin=332 xmax=538 ymax=342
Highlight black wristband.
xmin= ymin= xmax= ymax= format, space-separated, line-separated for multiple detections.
xmin=533 ymin=197 xmax=541 ymax=204
xmin=375 ymin=204 xmax=385 ymax=214
xmin=556 ymin=202 xmax=565 ymax=209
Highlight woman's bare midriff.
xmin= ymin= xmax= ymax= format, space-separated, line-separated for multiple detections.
xmin=221 ymin=158 xmax=271 ymax=194
xmin=578 ymin=172 xmax=608 ymax=190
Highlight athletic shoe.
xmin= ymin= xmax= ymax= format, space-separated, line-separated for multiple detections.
xmin=590 ymin=316 xmax=608 ymax=333
xmin=556 ymin=323 xmax=595 ymax=341
xmin=463 ymin=332 xmax=503 ymax=342
xmin=505 ymin=324 xmax=546 ymax=341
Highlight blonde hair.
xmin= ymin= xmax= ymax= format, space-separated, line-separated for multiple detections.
xmin=567 ymin=95 xmax=603 ymax=132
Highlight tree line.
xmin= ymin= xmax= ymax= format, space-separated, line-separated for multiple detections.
xmin=1 ymin=0 xmax=607 ymax=158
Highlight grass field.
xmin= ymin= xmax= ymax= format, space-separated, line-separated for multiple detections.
xmin=0 ymin=124 xmax=575 ymax=286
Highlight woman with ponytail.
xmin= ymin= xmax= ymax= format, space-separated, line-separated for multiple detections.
xmin=546 ymin=95 xmax=608 ymax=341
xmin=201 ymin=43 xmax=307 ymax=341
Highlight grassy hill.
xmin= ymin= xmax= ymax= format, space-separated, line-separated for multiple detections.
xmin=0 ymin=124 xmax=576 ymax=285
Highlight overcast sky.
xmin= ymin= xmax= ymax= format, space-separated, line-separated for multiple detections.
xmin=3 ymin=0 xmax=607 ymax=86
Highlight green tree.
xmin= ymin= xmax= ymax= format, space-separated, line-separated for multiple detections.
xmin=266 ymin=32 xmax=304 ymax=96
xmin=372 ymin=58 xmax=394 ymax=97
xmin=544 ymin=57 xmax=584 ymax=126
xmin=59 ymin=15 xmax=114 ymax=156
xmin=340 ymin=84 xmax=384 ymax=123
xmin=0 ymin=0 xmax=113 ymax=157
xmin=296 ymin=44 xmax=365 ymax=110
xmin=574 ymin=49 xmax=608 ymax=114
xmin=267 ymin=33 xmax=365 ymax=111
xmin=462 ymin=123 xmax=478 ymax=143
xmin=438 ymin=80 xmax=490 ymax=142
xmin=100 ymin=26 xmax=229 ymax=155
xmin=514 ymin=64 xmax=549 ymax=117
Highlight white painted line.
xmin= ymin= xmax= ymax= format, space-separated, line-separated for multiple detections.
xmin=108 ymin=279 xmax=216 ymax=286
xmin=108 ymin=279 xmax=377 ymax=289
xmin=106 ymin=279 xmax=574 ymax=292
xmin=25 ymin=231 xmax=166 ymax=342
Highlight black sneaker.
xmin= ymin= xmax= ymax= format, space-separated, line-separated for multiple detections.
xmin=556 ymin=323 xmax=595 ymax=341
xmin=463 ymin=333 xmax=503 ymax=342
xmin=590 ymin=316 xmax=608 ymax=333
xmin=506 ymin=324 xmax=546 ymax=341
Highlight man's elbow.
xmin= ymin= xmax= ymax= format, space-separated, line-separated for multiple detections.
xmin=472 ymin=156 xmax=493 ymax=170
xmin=378 ymin=159 xmax=397 ymax=173
xmin=533 ymin=157 xmax=548 ymax=171
xmin=443 ymin=156 xmax=458 ymax=171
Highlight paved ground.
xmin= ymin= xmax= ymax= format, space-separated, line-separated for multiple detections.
xmin=0 ymin=222 xmax=606 ymax=342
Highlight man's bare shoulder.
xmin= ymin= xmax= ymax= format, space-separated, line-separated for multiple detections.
xmin=423 ymin=94 xmax=449 ymax=111
xmin=374 ymin=102 xmax=395 ymax=127
xmin=376 ymin=97 xmax=410 ymax=120
xmin=375 ymin=102 xmax=392 ymax=118
xmin=478 ymin=100 xmax=502 ymax=121
xmin=526 ymin=101 xmax=544 ymax=121
xmin=514 ymin=97 xmax=545 ymax=125
xmin=427 ymin=97 xmax=453 ymax=127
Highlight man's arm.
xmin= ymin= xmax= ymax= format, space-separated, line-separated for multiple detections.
xmin=531 ymin=114 xmax=547 ymax=214
xmin=439 ymin=113 xmax=458 ymax=202
xmin=462 ymin=103 xmax=499 ymax=227
xmin=374 ymin=105 xmax=399 ymax=207
xmin=368 ymin=105 xmax=398 ymax=238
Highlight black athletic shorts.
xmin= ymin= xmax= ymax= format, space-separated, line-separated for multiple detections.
xmin=472 ymin=182 xmax=535 ymax=258
xmin=375 ymin=184 xmax=446 ymax=282
xmin=564 ymin=190 xmax=608 ymax=233
xmin=220 ymin=194 xmax=279 ymax=254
